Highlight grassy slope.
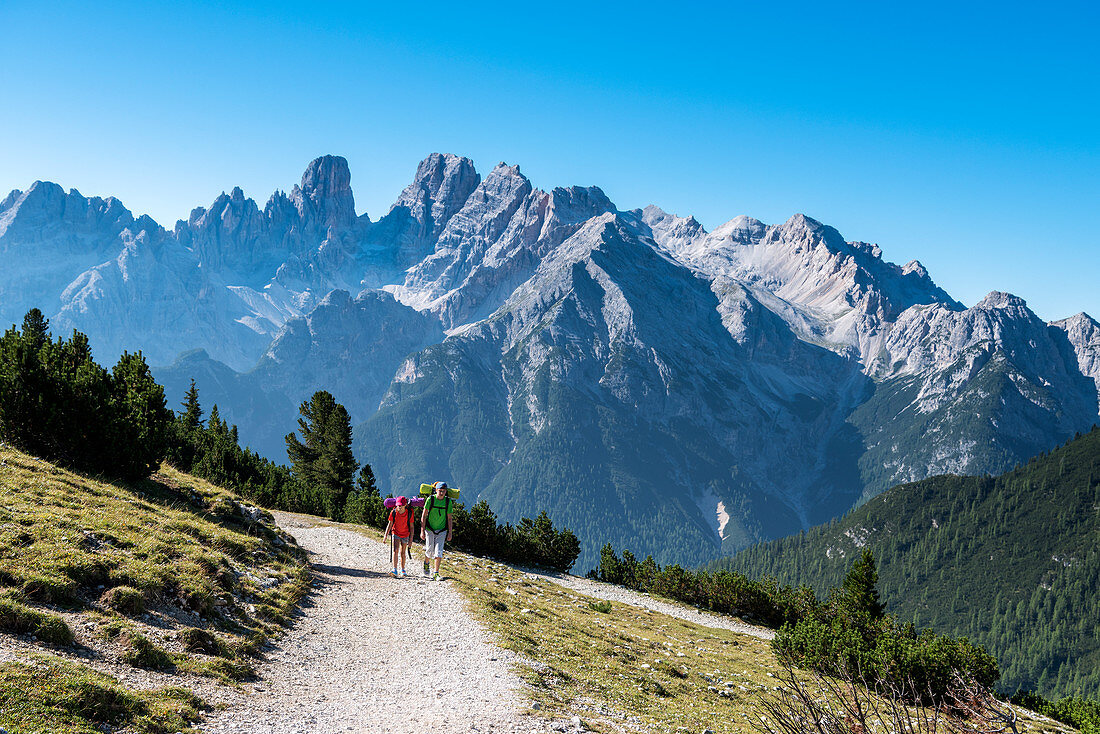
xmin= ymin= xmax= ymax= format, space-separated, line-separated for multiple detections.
xmin=0 ymin=444 xmax=311 ymax=734
xmin=711 ymin=427 xmax=1100 ymax=700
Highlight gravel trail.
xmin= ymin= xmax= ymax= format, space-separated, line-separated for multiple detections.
xmin=518 ymin=569 xmax=774 ymax=641
xmin=199 ymin=513 xmax=551 ymax=734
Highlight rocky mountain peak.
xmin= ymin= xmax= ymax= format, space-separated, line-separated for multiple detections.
xmin=768 ymin=213 xmax=849 ymax=253
xmin=641 ymin=205 xmax=708 ymax=253
xmin=402 ymin=153 xmax=479 ymax=203
xmin=1 ymin=189 xmax=23 ymax=214
xmin=902 ymin=260 xmax=929 ymax=278
xmin=390 ymin=153 xmax=481 ymax=247
xmin=977 ymin=291 xmax=1030 ymax=312
xmin=0 ymin=181 xmax=135 ymax=245
xmin=541 ymin=186 xmax=616 ymax=247
xmin=290 ymin=155 xmax=356 ymax=232
xmin=710 ymin=215 xmax=766 ymax=245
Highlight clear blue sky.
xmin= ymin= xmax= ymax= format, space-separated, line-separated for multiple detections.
xmin=2 ymin=1 xmax=1097 ymax=321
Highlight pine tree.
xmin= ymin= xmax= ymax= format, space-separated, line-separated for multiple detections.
xmin=838 ymin=548 xmax=886 ymax=626
xmin=181 ymin=378 xmax=203 ymax=430
xmin=285 ymin=391 xmax=357 ymax=520
xmin=109 ymin=351 xmax=171 ymax=480
xmin=21 ymin=308 xmax=49 ymax=350
xmin=208 ymin=404 xmax=225 ymax=436
xmin=356 ymin=464 xmax=377 ymax=494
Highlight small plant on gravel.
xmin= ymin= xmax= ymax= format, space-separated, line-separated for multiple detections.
xmin=177 ymin=627 xmax=230 ymax=657
xmin=0 ymin=595 xmax=74 ymax=645
xmin=121 ymin=632 xmax=174 ymax=671
xmin=177 ymin=656 xmax=255 ymax=683
xmin=588 ymin=600 xmax=613 ymax=613
xmin=102 ymin=585 xmax=146 ymax=615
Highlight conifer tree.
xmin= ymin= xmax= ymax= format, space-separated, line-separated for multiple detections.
xmin=356 ymin=463 xmax=377 ymax=494
xmin=838 ymin=548 xmax=886 ymax=627
xmin=181 ymin=378 xmax=203 ymax=430
xmin=208 ymin=404 xmax=225 ymax=436
xmin=285 ymin=390 xmax=357 ymax=519
xmin=109 ymin=351 xmax=171 ymax=479
xmin=21 ymin=308 xmax=49 ymax=350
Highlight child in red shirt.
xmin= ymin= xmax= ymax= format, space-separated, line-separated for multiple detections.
xmin=383 ymin=496 xmax=417 ymax=577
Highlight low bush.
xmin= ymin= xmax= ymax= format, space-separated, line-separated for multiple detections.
xmin=0 ymin=597 xmax=74 ymax=645
xmin=101 ymin=585 xmax=145 ymax=615
xmin=177 ymin=627 xmax=230 ymax=657
xmin=1011 ymin=690 xmax=1100 ymax=734
xmin=121 ymin=632 xmax=173 ymax=671
xmin=449 ymin=503 xmax=580 ymax=572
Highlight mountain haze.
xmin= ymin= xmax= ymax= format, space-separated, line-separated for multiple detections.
xmin=3 ymin=153 xmax=1099 ymax=569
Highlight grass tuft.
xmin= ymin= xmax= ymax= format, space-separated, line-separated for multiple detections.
xmin=121 ymin=632 xmax=174 ymax=671
xmin=177 ymin=627 xmax=230 ymax=657
xmin=101 ymin=585 xmax=146 ymax=615
xmin=0 ymin=655 xmax=203 ymax=734
xmin=0 ymin=596 xmax=74 ymax=645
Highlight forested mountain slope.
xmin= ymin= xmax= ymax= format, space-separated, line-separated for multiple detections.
xmin=709 ymin=426 xmax=1100 ymax=700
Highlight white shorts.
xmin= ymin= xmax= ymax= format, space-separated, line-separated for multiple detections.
xmin=424 ymin=528 xmax=447 ymax=558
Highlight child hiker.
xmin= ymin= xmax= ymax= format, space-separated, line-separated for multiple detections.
xmin=421 ymin=481 xmax=454 ymax=580
xmin=383 ymin=496 xmax=417 ymax=577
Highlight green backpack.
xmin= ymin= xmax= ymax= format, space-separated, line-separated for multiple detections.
xmin=424 ymin=495 xmax=452 ymax=533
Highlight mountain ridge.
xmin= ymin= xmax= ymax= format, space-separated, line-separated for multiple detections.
xmin=4 ymin=152 xmax=1099 ymax=569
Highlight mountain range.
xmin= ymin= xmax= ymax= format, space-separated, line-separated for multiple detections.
xmin=3 ymin=154 xmax=1098 ymax=569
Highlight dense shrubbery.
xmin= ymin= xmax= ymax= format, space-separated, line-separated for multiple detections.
xmin=1011 ymin=690 xmax=1100 ymax=734
xmin=174 ymin=384 xmax=581 ymax=571
xmin=452 ymin=503 xmax=581 ymax=572
xmin=0 ymin=310 xmax=170 ymax=481
xmin=591 ymin=542 xmax=814 ymax=626
xmin=592 ymin=544 xmax=997 ymax=700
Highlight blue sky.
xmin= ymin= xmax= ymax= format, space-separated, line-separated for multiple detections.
xmin=1 ymin=1 xmax=1097 ymax=320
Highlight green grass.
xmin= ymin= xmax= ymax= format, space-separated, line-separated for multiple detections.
xmin=0 ymin=445 xmax=314 ymax=729
xmin=444 ymin=552 xmax=777 ymax=733
xmin=0 ymin=655 xmax=204 ymax=734
xmin=0 ymin=447 xmax=310 ymax=627
xmin=0 ymin=592 xmax=73 ymax=644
